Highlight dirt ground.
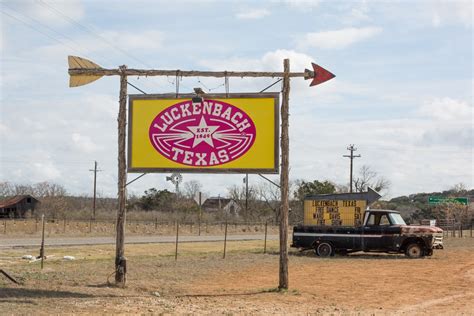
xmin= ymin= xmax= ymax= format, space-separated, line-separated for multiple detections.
xmin=0 ymin=238 xmax=473 ymax=315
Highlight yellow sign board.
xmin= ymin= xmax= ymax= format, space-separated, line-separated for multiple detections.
xmin=304 ymin=199 xmax=367 ymax=226
xmin=128 ymin=93 xmax=279 ymax=173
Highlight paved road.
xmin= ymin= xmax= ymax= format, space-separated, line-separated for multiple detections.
xmin=0 ymin=234 xmax=279 ymax=248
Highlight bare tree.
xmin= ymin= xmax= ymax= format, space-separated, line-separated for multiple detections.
xmin=0 ymin=182 xmax=14 ymax=198
xmin=450 ymin=183 xmax=468 ymax=194
xmin=353 ymin=165 xmax=390 ymax=194
xmin=256 ymin=181 xmax=281 ymax=221
xmin=182 ymin=180 xmax=203 ymax=200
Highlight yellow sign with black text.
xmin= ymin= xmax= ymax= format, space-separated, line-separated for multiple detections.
xmin=304 ymin=199 xmax=367 ymax=226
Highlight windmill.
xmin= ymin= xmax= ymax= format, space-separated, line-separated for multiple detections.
xmin=166 ymin=173 xmax=183 ymax=195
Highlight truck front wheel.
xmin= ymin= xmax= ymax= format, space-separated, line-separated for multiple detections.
xmin=405 ymin=243 xmax=424 ymax=258
xmin=316 ymin=242 xmax=334 ymax=257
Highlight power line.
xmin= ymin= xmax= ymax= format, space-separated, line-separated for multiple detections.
xmin=35 ymin=0 xmax=152 ymax=68
xmin=1 ymin=5 xmax=113 ymax=67
xmin=34 ymin=0 xmax=171 ymax=92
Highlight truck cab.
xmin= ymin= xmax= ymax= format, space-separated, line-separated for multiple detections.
xmin=292 ymin=209 xmax=444 ymax=258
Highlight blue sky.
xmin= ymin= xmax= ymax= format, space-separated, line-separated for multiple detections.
xmin=0 ymin=0 xmax=472 ymax=199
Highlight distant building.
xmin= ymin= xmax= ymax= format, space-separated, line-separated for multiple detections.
xmin=0 ymin=195 xmax=39 ymax=218
xmin=201 ymin=197 xmax=241 ymax=216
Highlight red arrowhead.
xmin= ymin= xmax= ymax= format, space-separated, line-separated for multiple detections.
xmin=309 ymin=63 xmax=335 ymax=87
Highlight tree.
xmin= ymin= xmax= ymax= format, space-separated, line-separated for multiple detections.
xmin=449 ymin=183 xmax=468 ymax=195
xmin=256 ymin=180 xmax=281 ymax=222
xmin=137 ymin=188 xmax=175 ymax=211
xmin=353 ymin=165 xmax=390 ymax=194
xmin=0 ymin=182 xmax=14 ymax=198
xmin=293 ymin=180 xmax=336 ymax=201
xmin=182 ymin=180 xmax=202 ymax=200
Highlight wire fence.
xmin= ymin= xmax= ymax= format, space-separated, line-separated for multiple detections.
xmin=419 ymin=218 xmax=473 ymax=238
xmin=1 ymin=217 xmax=281 ymax=237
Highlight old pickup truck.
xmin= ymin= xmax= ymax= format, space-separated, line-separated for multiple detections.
xmin=292 ymin=209 xmax=444 ymax=258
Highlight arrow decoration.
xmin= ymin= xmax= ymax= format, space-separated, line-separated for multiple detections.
xmin=68 ymin=55 xmax=335 ymax=88
xmin=307 ymin=63 xmax=336 ymax=87
xmin=304 ymin=187 xmax=381 ymax=205
xmin=68 ymin=56 xmax=103 ymax=87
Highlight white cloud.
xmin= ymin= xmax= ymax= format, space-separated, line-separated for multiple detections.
xmin=236 ymin=9 xmax=271 ymax=20
xmin=0 ymin=123 xmax=11 ymax=138
xmin=71 ymin=133 xmax=99 ymax=153
xmin=344 ymin=0 xmax=371 ymax=25
xmin=32 ymin=161 xmax=61 ymax=180
xmin=278 ymin=0 xmax=321 ymax=9
xmin=417 ymin=98 xmax=473 ymax=148
xmin=429 ymin=0 xmax=472 ymax=27
xmin=418 ymin=98 xmax=472 ymax=121
xmin=199 ymin=49 xmax=314 ymax=72
xmin=299 ymin=27 xmax=382 ymax=49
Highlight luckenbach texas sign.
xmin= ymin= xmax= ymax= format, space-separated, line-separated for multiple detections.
xmin=128 ymin=93 xmax=279 ymax=173
xmin=68 ymin=55 xmax=335 ymax=289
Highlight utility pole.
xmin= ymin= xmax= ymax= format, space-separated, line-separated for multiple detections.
xmin=243 ymin=174 xmax=249 ymax=219
xmin=89 ymin=161 xmax=102 ymax=220
xmin=343 ymin=144 xmax=361 ymax=193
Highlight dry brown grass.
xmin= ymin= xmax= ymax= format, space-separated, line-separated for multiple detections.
xmin=1 ymin=238 xmax=473 ymax=315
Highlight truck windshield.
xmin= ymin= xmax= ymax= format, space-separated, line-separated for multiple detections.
xmin=388 ymin=213 xmax=406 ymax=225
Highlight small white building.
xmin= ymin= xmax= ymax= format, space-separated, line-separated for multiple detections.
xmin=201 ymin=197 xmax=241 ymax=216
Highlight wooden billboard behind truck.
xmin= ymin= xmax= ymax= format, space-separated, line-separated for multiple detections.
xmin=304 ymin=188 xmax=381 ymax=226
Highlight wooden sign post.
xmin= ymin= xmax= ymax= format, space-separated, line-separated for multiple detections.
xmin=279 ymin=59 xmax=290 ymax=289
xmin=68 ymin=55 xmax=334 ymax=289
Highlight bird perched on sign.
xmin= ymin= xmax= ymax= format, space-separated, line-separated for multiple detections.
xmin=193 ymin=87 xmax=205 ymax=102
xmin=193 ymin=87 xmax=205 ymax=95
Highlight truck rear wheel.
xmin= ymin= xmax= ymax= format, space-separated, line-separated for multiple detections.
xmin=316 ymin=242 xmax=334 ymax=257
xmin=405 ymin=243 xmax=424 ymax=258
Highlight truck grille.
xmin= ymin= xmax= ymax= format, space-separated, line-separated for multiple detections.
xmin=432 ymin=233 xmax=443 ymax=248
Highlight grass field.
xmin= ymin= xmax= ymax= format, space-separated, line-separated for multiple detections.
xmin=1 ymin=218 xmax=279 ymax=237
xmin=1 ymin=238 xmax=473 ymax=315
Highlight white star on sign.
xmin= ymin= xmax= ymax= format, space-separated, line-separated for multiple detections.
xmin=187 ymin=116 xmax=219 ymax=148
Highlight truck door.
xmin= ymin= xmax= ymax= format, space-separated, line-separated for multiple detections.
xmin=362 ymin=213 xmax=391 ymax=251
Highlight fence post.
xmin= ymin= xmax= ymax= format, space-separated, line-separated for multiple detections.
xmin=264 ymin=220 xmax=268 ymax=254
xmin=198 ymin=216 xmax=201 ymax=236
xmin=223 ymin=220 xmax=228 ymax=259
xmin=175 ymin=221 xmax=179 ymax=261
xmin=40 ymin=214 xmax=45 ymax=270
xmin=89 ymin=218 xmax=92 ymax=233
xmin=155 ymin=217 xmax=158 ymax=231
xmin=63 ymin=218 xmax=66 ymax=233
xmin=470 ymin=221 xmax=472 ymax=238
xmin=459 ymin=223 xmax=463 ymax=238
xmin=3 ymin=220 xmax=6 ymax=234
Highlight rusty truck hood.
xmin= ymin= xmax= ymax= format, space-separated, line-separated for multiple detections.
xmin=400 ymin=225 xmax=443 ymax=234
